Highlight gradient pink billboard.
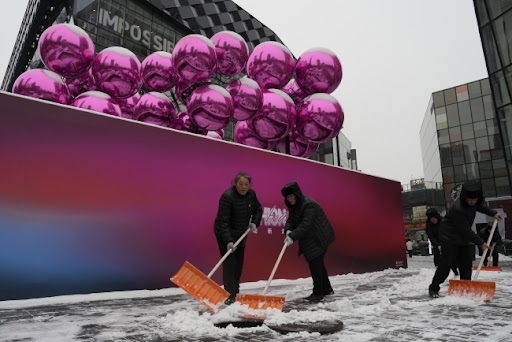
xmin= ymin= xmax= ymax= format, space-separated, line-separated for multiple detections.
xmin=0 ymin=92 xmax=406 ymax=300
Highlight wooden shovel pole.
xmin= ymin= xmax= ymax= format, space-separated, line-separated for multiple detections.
xmin=207 ymin=227 xmax=251 ymax=278
xmin=262 ymin=242 xmax=288 ymax=295
xmin=474 ymin=218 xmax=497 ymax=280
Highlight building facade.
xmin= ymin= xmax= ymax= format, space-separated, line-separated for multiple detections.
xmin=1 ymin=0 xmax=355 ymax=169
xmin=420 ymin=79 xmax=509 ymax=207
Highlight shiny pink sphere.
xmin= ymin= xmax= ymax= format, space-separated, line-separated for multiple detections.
xmin=38 ymin=23 xmax=95 ymax=78
xmin=12 ymin=69 xmax=71 ymax=104
xmin=211 ymin=31 xmax=249 ymax=76
xmin=246 ymin=41 xmax=295 ymax=90
xmin=171 ymin=34 xmax=217 ymax=83
xmin=248 ymin=89 xmax=296 ymax=141
xmin=226 ymin=77 xmax=263 ymax=121
xmin=296 ymin=93 xmax=344 ymax=144
xmin=234 ymin=120 xmax=277 ymax=150
xmin=92 ymin=46 xmax=142 ymax=99
xmin=295 ymin=48 xmax=342 ymax=96
xmin=277 ymin=129 xmax=319 ymax=158
xmin=171 ymin=111 xmax=208 ymax=135
xmin=134 ymin=92 xmax=176 ymax=127
xmin=187 ymin=84 xmax=233 ymax=131
xmin=141 ymin=51 xmax=177 ymax=92
xmin=71 ymin=91 xmax=122 ymax=116
xmin=281 ymin=78 xmax=307 ymax=106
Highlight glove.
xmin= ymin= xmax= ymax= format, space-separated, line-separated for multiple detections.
xmin=248 ymin=222 xmax=257 ymax=232
xmin=227 ymin=242 xmax=236 ymax=252
xmin=286 ymin=230 xmax=291 ymax=237
xmin=284 ymin=236 xmax=293 ymax=246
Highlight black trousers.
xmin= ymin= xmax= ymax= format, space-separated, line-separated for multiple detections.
xmin=429 ymin=243 xmax=473 ymax=292
xmin=308 ymin=252 xmax=332 ymax=296
xmin=482 ymin=246 xmax=499 ymax=266
xmin=433 ymin=246 xmax=441 ymax=266
xmin=217 ymin=240 xmax=245 ymax=298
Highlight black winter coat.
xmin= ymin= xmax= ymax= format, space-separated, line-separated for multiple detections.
xmin=478 ymin=225 xmax=503 ymax=246
xmin=214 ymin=186 xmax=262 ymax=247
xmin=439 ymin=181 xmax=496 ymax=246
xmin=282 ymin=182 xmax=335 ymax=262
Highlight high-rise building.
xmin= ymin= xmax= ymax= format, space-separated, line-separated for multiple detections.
xmin=473 ymin=1 xmax=512 ymax=196
xmin=420 ymin=79 xmax=508 ymax=207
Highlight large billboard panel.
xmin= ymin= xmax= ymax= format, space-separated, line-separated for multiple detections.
xmin=0 ymin=92 xmax=406 ymax=300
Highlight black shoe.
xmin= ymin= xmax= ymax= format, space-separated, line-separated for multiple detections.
xmin=324 ymin=288 xmax=335 ymax=296
xmin=225 ymin=296 xmax=236 ymax=305
xmin=303 ymin=294 xmax=324 ymax=303
xmin=428 ymin=290 xmax=439 ymax=299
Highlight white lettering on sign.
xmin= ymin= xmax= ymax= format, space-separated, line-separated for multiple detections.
xmin=262 ymin=206 xmax=288 ymax=227
xmin=98 ymin=8 xmax=174 ymax=53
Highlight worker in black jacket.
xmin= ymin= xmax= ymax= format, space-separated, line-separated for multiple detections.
xmin=478 ymin=222 xmax=504 ymax=267
xmin=426 ymin=208 xmax=458 ymax=275
xmin=428 ymin=180 xmax=502 ymax=298
xmin=214 ymin=172 xmax=262 ymax=304
xmin=281 ymin=181 xmax=335 ymax=303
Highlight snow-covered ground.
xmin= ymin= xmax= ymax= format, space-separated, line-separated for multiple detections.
xmin=1 ymin=255 xmax=511 ymax=341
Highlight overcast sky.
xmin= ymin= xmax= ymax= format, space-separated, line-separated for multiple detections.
xmin=0 ymin=1 xmax=488 ymax=185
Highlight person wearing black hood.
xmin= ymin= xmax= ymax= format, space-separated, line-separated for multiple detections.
xmin=428 ymin=180 xmax=502 ymax=298
xmin=214 ymin=172 xmax=263 ymax=304
xmin=425 ymin=208 xmax=459 ymax=275
xmin=281 ymin=181 xmax=336 ymax=303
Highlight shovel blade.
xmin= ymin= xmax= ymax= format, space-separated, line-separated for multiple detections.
xmin=446 ymin=279 xmax=496 ymax=301
xmin=472 ymin=266 xmax=502 ymax=272
xmin=170 ymin=261 xmax=229 ymax=313
xmin=235 ymin=293 xmax=286 ymax=311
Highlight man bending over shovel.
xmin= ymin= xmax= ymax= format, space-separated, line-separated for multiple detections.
xmin=428 ymin=180 xmax=502 ymax=298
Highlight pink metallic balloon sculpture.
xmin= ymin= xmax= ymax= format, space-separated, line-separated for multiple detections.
xmin=141 ymin=51 xmax=177 ymax=92
xmin=211 ymin=31 xmax=249 ymax=76
xmin=116 ymin=93 xmax=141 ymax=119
xmin=92 ymin=46 xmax=142 ymax=99
xmin=134 ymin=92 xmax=176 ymax=127
xmin=277 ymin=129 xmax=319 ymax=158
xmin=246 ymin=41 xmax=295 ymax=90
xmin=281 ymin=78 xmax=307 ymax=106
xmin=226 ymin=77 xmax=263 ymax=121
xmin=12 ymin=69 xmax=71 ymax=104
xmin=175 ymin=78 xmax=211 ymax=104
xmin=249 ymin=89 xmax=296 ymax=141
xmin=64 ymin=67 xmax=97 ymax=97
xmin=296 ymin=93 xmax=344 ymax=144
xmin=295 ymin=48 xmax=342 ymax=96
xmin=171 ymin=34 xmax=216 ymax=83
xmin=206 ymin=130 xmax=223 ymax=140
xmin=234 ymin=120 xmax=277 ymax=150
xmin=171 ymin=111 xmax=208 ymax=135
xmin=187 ymin=84 xmax=233 ymax=131
xmin=38 ymin=23 xmax=95 ymax=78
xmin=71 ymin=91 xmax=121 ymax=117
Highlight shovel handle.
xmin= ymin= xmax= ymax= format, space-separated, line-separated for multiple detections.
xmin=474 ymin=218 xmax=498 ymax=280
xmin=262 ymin=242 xmax=288 ymax=295
xmin=207 ymin=227 xmax=251 ymax=278
xmin=487 ymin=245 xmax=495 ymax=267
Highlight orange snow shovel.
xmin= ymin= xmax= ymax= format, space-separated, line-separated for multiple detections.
xmin=236 ymin=241 xmax=287 ymax=311
xmin=472 ymin=245 xmax=502 ymax=272
xmin=170 ymin=227 xmax=251 ymax=313
xmin=446 ymin=219 xmax=498 ymax=301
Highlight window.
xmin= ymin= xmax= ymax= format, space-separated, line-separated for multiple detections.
xmin=442 ymin=167 xmax=455 ymax=183
xmin=487 ymin=118 xmax=499 ymax=135
xmin=449 ymin=126 xmax=462 ymax=142
xmin=451 ymin=142 xmax=465 ymax=165
xmin=461 ymin=124 xmax=475 ymax=140
xmin=474 ymin=121 xmax=487 ymax=138
xmin=479 ymin=160 xmax=494 ymax=178
xmin=468 ymin=81 xmax=482 ymax=98
xmin=458 ymin=100 xmax=472 ymax=125
xmin=489 ymin=134 xmax=505 ymax=159
xmin=463 ymin=139 xmax=477 ymax=163
xmin=438 ymin=129 xmax=450 ymax=144
xmin=490 ymin=71 xmax=510 ymax=108
xmin=456 ymin=85 xmax=469 ymax=102
xmin=444 ymin=88 xmax=457 ymax=105
xmin=481 ymin=178 xmax=496 ymax=198
xmin=466 ymin=163 xmax=480 ymax=180
xmin=481 ymin=79 xmax=492 ymax=96
xmin=470 ymin=97 xmax=485 ymax=122
xmin=440 ymin=144 xmax=452 ymax=166
xmin=446 ymin=103 xmax=459 ymax=127
xmin=496 ymin=177 xmax=510 ymax=196
xmin=433 ymin=91 xmax=445 ymax=107
xmin=435 ymin=107 xmax=448 ymax=129
xmin=483 ymin=95 xmax=495 ymax=119
xmin=476 ymin=136 xmax=491 ymax=161
xmin=493 ymin=158 xmax=508 ymax=177
xmin=453 ymin=164 xmax=466 ymax=182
